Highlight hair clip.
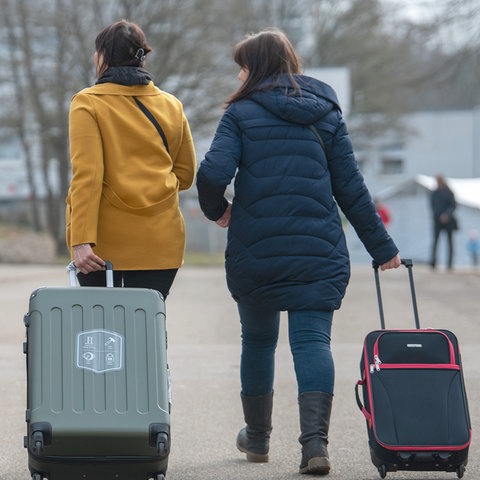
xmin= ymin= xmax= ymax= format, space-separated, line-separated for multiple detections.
xmin=134 ymin=48 xmax=146 ymax=62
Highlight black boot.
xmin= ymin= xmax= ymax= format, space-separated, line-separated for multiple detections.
xmin=298 ymin=391 xmax=333 ymax=475
xmin=236 ymin=392 xmax=273 ymax=462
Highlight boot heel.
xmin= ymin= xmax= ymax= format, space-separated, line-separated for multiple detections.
xmin=236 ymin=432 xmax=269 ymax=462
xmin=299 ymin=455 xmax=330 ymax=475
xmin=246 ymin=451 xmax=269 ymax=463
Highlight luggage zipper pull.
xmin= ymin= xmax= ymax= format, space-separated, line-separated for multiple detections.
xmin=374 ymin=354 xmax=382 ymax=371
xmin=369 ymin=354 xmax=382 ymax=374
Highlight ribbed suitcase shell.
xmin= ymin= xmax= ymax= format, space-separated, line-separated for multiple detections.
xmin=24 ymin=286 xmax=170 ymax=480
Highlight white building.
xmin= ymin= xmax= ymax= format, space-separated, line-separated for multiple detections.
xmin=357 ymin=109 xmax=480 ymax=193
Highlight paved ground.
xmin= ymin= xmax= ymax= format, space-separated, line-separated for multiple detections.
xmin=0 ymin=262 xmax=478 ymax=480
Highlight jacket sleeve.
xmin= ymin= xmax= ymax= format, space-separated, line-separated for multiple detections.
xmin=196 ymin=109 xmax=241 ymax=221
xmin=67 ymin=93 xmax=104 ymax=247
xmin=173 ymin=113 xmax=197 ymax=192
xmin=324 ymin=111 xmax=399 ymax=264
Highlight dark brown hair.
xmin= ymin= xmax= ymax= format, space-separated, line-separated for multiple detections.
xmin=95 ymin=20 xmax=152 ymax=75
xmin=226 ymin=28 xmax=302 ymax=107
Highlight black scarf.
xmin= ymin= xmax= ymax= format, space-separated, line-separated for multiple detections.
xmin=96 ymin=66 xmax=153 ymax=86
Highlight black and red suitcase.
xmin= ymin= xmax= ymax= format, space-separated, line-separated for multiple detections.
xmin=23 ymin=261 xmax=170 ymax=480
xmin=355 ymin=259 xmax=471 ymax=479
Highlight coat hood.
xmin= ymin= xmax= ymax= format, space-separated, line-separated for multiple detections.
xmin=250 ymin=74 xmax=341 ymax=125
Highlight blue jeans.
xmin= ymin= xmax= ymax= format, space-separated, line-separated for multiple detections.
xmin=238 ymin=304 xmax=334 ymax=397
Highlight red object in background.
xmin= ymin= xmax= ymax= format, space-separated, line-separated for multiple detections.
xmin=376 ymin=202 xmax=391 ymax=226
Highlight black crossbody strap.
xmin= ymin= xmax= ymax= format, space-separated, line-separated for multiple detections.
xmin=309 ymin=124 xmax=326 ymax=153
xmin=133 ymin=97 xmax=170 ymax=154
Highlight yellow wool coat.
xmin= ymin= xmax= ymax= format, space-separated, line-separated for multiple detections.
xmin=66 ymin=81 xmax=196 ymax=270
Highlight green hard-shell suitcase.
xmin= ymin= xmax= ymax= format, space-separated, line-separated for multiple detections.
xmin=23 ymin=262 xmax=170 ymax=480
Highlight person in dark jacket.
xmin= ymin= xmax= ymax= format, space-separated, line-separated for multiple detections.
xmin=430 ymin=174 xmax=457 ymax=270
xmin=196 ymin=28 xmax=401 ymax=476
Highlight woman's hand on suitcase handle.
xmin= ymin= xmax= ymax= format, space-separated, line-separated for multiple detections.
xmin=380 ymin=254 xmax=401 ymax=271
xmin=73 ymin=243 xmax=106 ymax=274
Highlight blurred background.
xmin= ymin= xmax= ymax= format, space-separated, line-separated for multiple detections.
xmin=0 ymin=0 xmax=479 ymax=267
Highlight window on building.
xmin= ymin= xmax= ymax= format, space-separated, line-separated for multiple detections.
xmin=380 ymin=157 xmax=404 ymax=175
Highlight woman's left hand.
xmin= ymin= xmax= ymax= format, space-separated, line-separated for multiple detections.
xmin=216 ymin=202 xmax=232 ymax=228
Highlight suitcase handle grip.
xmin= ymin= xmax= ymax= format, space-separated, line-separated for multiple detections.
xmin=371 ymin=258 xmax=412 ymax=269
xmin=104 ymin=260 xmax=114 ymax=287
xmin=354 ymin=380 xmax=372 ymax=428
xmin=372 ymin=258 xmax=420 ymax=329
xmin=66 ymin=260 xmax=114 ymax=287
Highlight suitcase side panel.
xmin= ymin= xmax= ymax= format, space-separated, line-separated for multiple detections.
xmin=361 ymin=330 xmax=471 ymax=450
xmin=26 ymin=287 xmax=169 ymax=457
xmin=370 ymin=369 xmax=471 ymax=448
xmin=358 ymin=329 xmax=471 ymax=474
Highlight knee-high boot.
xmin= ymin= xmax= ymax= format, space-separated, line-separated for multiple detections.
xmin=236 ymin=392 xmax=273 ymax=462
xmin=298 ymin=391 xmax=333 ymax=475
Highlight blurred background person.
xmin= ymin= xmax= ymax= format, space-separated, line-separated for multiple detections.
xmin=430 ymin=174 xmax=457 ymax=271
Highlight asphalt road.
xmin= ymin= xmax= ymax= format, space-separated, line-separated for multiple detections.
xmin=0 ymin=263 xmax=478 ymax=480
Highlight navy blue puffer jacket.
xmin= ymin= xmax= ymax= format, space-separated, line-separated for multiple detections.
xmin=197 ymin=74 xmax=398 ymax=311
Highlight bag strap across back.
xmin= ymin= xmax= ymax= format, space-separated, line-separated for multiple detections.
xmin=309 ymin=124 xmax=327 ymax=152
xmin=133 ymin=97 xmax=170 ymax=154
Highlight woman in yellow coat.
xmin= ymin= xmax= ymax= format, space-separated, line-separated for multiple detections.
xmin=66 ymin=20 xmax=196 ymax=297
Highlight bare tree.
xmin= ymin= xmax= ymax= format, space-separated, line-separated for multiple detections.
xmin=293 ymin=0 xmax=480 ymax=147
xmin=0 ymin=0 xmax=76 ymax=253
xmin=406 ymin=0 xmax=480 ymax=110
xmin=1 ymin=2 xmax=42 ymax=231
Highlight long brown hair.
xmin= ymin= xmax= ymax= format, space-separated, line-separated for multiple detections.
xmin=95 ymin=20 xmax=152 ymax=75
xmin=226 ymin=28 xmax=303 ymax=107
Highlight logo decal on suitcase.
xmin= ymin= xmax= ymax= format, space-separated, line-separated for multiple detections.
xmin=76 ymin=329 xmax=124 ymax=373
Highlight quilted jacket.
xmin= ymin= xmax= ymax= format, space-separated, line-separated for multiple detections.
xmin=197 ymin=74 xmax=398 ymax=311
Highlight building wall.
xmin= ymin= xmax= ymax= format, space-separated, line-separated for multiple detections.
xmin=361 ymin=109 xmax=480 ymax=194
xmin=404 ymin=110 xmax=479 ymax=178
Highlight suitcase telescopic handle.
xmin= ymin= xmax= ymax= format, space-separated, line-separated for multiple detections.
xmin=66 ymin=260 xmax=114 ymax=287
xmin=372 ymin=258 xmax=420 ymax=329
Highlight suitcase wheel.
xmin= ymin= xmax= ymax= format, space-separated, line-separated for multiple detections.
xmin=32 ymin=474 xmax=42 ymax=480
xmin=155 ymin=474 xmax=166 ymax=480
xmin=456 ymin=464 xmax=465 ymax=479
xmin=377 ymin=464 xmax=387 ymax=479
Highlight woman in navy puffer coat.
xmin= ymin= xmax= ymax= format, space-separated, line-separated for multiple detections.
xmin=197 ymin=29 xmax=400 ymax=476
